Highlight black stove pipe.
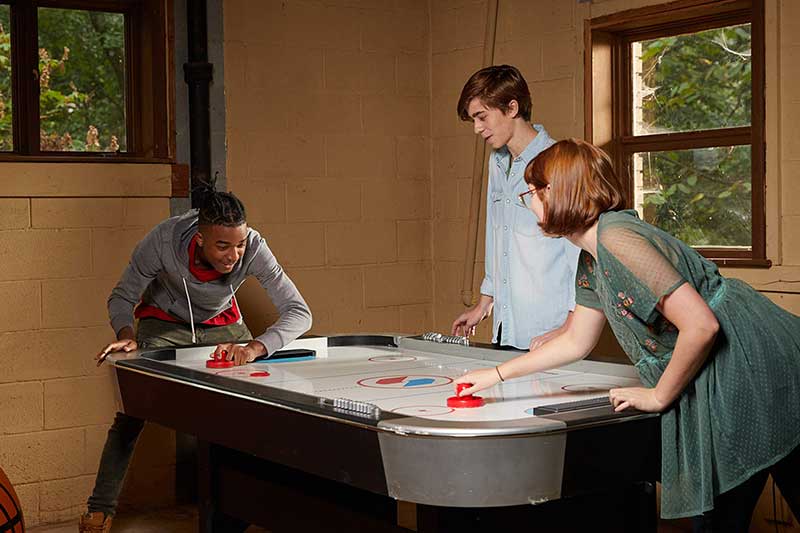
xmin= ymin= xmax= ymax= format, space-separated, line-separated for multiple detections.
xmin=184 ymin=0 xmax=213 ymax=207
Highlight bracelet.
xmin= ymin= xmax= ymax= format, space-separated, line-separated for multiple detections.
xmin=495 ymin=365 xmax=505 ymax=382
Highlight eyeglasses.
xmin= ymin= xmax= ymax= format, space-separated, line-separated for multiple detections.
xmin=518 ymin=189 xmax=535 ymax=209
xmin=518 ymin=185 xmax=550 ymax=209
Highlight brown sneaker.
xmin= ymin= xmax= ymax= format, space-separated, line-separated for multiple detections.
xmin=78 ymin=512 xmax=113 ymax=532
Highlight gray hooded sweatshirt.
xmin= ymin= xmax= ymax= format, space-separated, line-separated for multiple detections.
xmin=108 ymin=209 xmax=312 ymax=355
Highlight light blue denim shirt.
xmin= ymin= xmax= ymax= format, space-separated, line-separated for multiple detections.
xmin=480 ymin=124 xmax=581 ymax=349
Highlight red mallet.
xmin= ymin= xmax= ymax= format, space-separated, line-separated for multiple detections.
xmin=206 ymin=349 xmax=234 ymax=368
xmin=447 ymin=382 xmax=485 ymax=408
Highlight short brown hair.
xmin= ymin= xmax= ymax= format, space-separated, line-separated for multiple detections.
xmin=457 ymin=65 xmax=532 ymax=122
xmin=525 ymin=139 xmax=626 ymax=235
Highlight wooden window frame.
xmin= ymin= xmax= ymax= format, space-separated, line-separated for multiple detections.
xmin=585 ymin=0 xmax=768 ymax=267
xmin=0 ymin=0 xmax=173 ymax=162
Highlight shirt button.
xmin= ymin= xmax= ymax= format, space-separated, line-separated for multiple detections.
xmin=503 ymin=252 xmax=507 ymax=257
xmin=503 ymin=305 xmax=508 ymax=309
xmin=503 ymin=225 xmax=508 ymax=231
xmin=503 ymin=279 xmax=507 ymax=284
xmin=505 ymin=199 xmax=510 ymax=204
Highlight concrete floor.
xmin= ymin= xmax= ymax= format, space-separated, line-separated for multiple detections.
xmin=27 ymin=505 xmax=693 ymax=533
xmin=26 ymin=506 xmax=269 ymax=533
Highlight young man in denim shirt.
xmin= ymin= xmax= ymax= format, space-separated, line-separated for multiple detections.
xmin=451 ymin=65 xmax=580 ymax=350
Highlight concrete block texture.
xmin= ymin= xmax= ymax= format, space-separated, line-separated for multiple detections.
xmin=244 ymin=134 xmax=325 ymax=179
xmin=287 ymin=267 xmax=365 ymax=312
xmin=397 ymin=136 xmax=431 ymax=180
xmin=360 ymin=7 xmax=428 ymax=53
xmin=325 ymin=49 xmax=396 ymax=95
xmin=326 ymin=221 xmax=398 ymax=265
xmin=0 ymin=163 xmax=171 ymax=197
xmin=363 ymin=180 xmax=431 ymax=221
xmin=781 ymin=0 xmax=800 ymax=46
xmin=0 ymin=428 xmax=84 ymax=484
xmin=363 ymin=95 xmax=429 ymax=136
xmin=398 ymin=220 xmax=432 ymax=262
xmin=0 ymin=281 xmax=41 ymax=333
xmin=44 ymin=376 xmax=119 ymax=429
xmin=31 ymin=199 xmax=125 ymax=229
xmin=782 ymin=215 xmax=800 ymax=265
xmin=91 ymin=227 xmax=150 ymax=279
xmin=41 ymin=278 xmax=117 ymax=329
xmin=397 ymin=53 xmax=430 ymax=96
xmin=0 ymin=199 xmax=30 ymax=229
xmin=0 ymin=229 xmax=91 ymax=281
xmin=0 ymin=382 xmax=43 ymax=434
xmin=326 ymin=135 xmax=397 ymax=179
xmin=287 ymin=180 xmax=362 ymax=222
xmin=246 ymin=45 xmax=324 ymax=91
xmin=122 ymin=199 xmax=170 ymax=228
xmin=431 ymin=2 xmax=486 ymax=54
xmin=255 ymin=222 xmax=326 ymax=267
xmin=432 ymin=48 xmax=483 ymax=97
xmin=10 ymin=482 xmax=39 ymax=528
xmin=364 ymin=263 xmax=432 ymax=307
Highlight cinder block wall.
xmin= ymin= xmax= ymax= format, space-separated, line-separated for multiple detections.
xmin=0 ymin=165 xmax=172 ymax=526
xmin=223 ymin=0 xmax=434 ymax=337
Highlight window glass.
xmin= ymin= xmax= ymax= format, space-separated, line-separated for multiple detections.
xmin=0 ymin=5 xmax=11 ymax=151
xmin=633 ymin=145 xmax=751 ymax=247
xmin=38 ymin=7 xmax=126 ymax=152
xmin=632 ymin=24 xmax=751 ymax=136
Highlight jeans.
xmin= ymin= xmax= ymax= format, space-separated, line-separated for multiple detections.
xmin=87 ymin=318 xmax=252 ymax=516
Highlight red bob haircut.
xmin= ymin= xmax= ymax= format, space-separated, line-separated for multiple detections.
xmin=524 ymin=139 xmax=626 ymax=236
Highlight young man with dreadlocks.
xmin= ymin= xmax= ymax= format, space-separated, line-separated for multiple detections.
xmin=79 ymin=185 xmax=311 ymax=532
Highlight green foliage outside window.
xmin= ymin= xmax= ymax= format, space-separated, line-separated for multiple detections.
xmin=0 ymin=6 xmax=126 ymax=152
xmin=0 ymin=6 xmax=11 ymax=151
xmin=635 ymin=24 xmax=752 ymax=248
xmin=38 ymin=8 xmax=126 ymax=151
xmin=637 ymin=146 xmax=751 ymax=247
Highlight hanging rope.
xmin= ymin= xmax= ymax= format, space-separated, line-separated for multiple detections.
xmin=460 ymin=0 xmax=500 ymax=306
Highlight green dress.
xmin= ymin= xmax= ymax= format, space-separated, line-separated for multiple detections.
xmin=574 ymin=210 xmax=800 ymax=518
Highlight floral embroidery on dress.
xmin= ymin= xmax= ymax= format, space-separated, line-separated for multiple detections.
xmin=577 ymin=274 xmax=591 ymax=288
xmin=644 ymin=338 xmax=658 ymax=352
xmin=583 ymin=254 xmax=594 ymax=273
xmin=614 ymin=292 xmax=635 ymax=320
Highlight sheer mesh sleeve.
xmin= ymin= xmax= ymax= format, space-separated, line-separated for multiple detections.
xmin=599 ymin=225 xmax=685 ymax=324
xmin=574 ymin=250 xmax=602 ymax=309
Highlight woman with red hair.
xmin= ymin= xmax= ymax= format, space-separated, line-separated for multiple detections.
xmin=456 ymin=139 xmax=800 ymax=531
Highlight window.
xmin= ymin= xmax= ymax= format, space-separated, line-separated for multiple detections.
xmin=0 ymin=4 xmax=11 ymax=151
xmin=0 ymin=0 xmax=171 ymax=160
xmin=586 ymin=0 xmax=767 ymax=266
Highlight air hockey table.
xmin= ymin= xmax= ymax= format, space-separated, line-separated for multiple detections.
xmin=110 ymin=334 xmax=660 ymax=532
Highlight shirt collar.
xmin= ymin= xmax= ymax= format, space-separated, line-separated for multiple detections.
xmin=493 ymin=124 xmax=551 ymax=169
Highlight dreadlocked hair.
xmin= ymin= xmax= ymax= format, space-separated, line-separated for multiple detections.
xmin=193 ymin=178 xmax=247 ymax=227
